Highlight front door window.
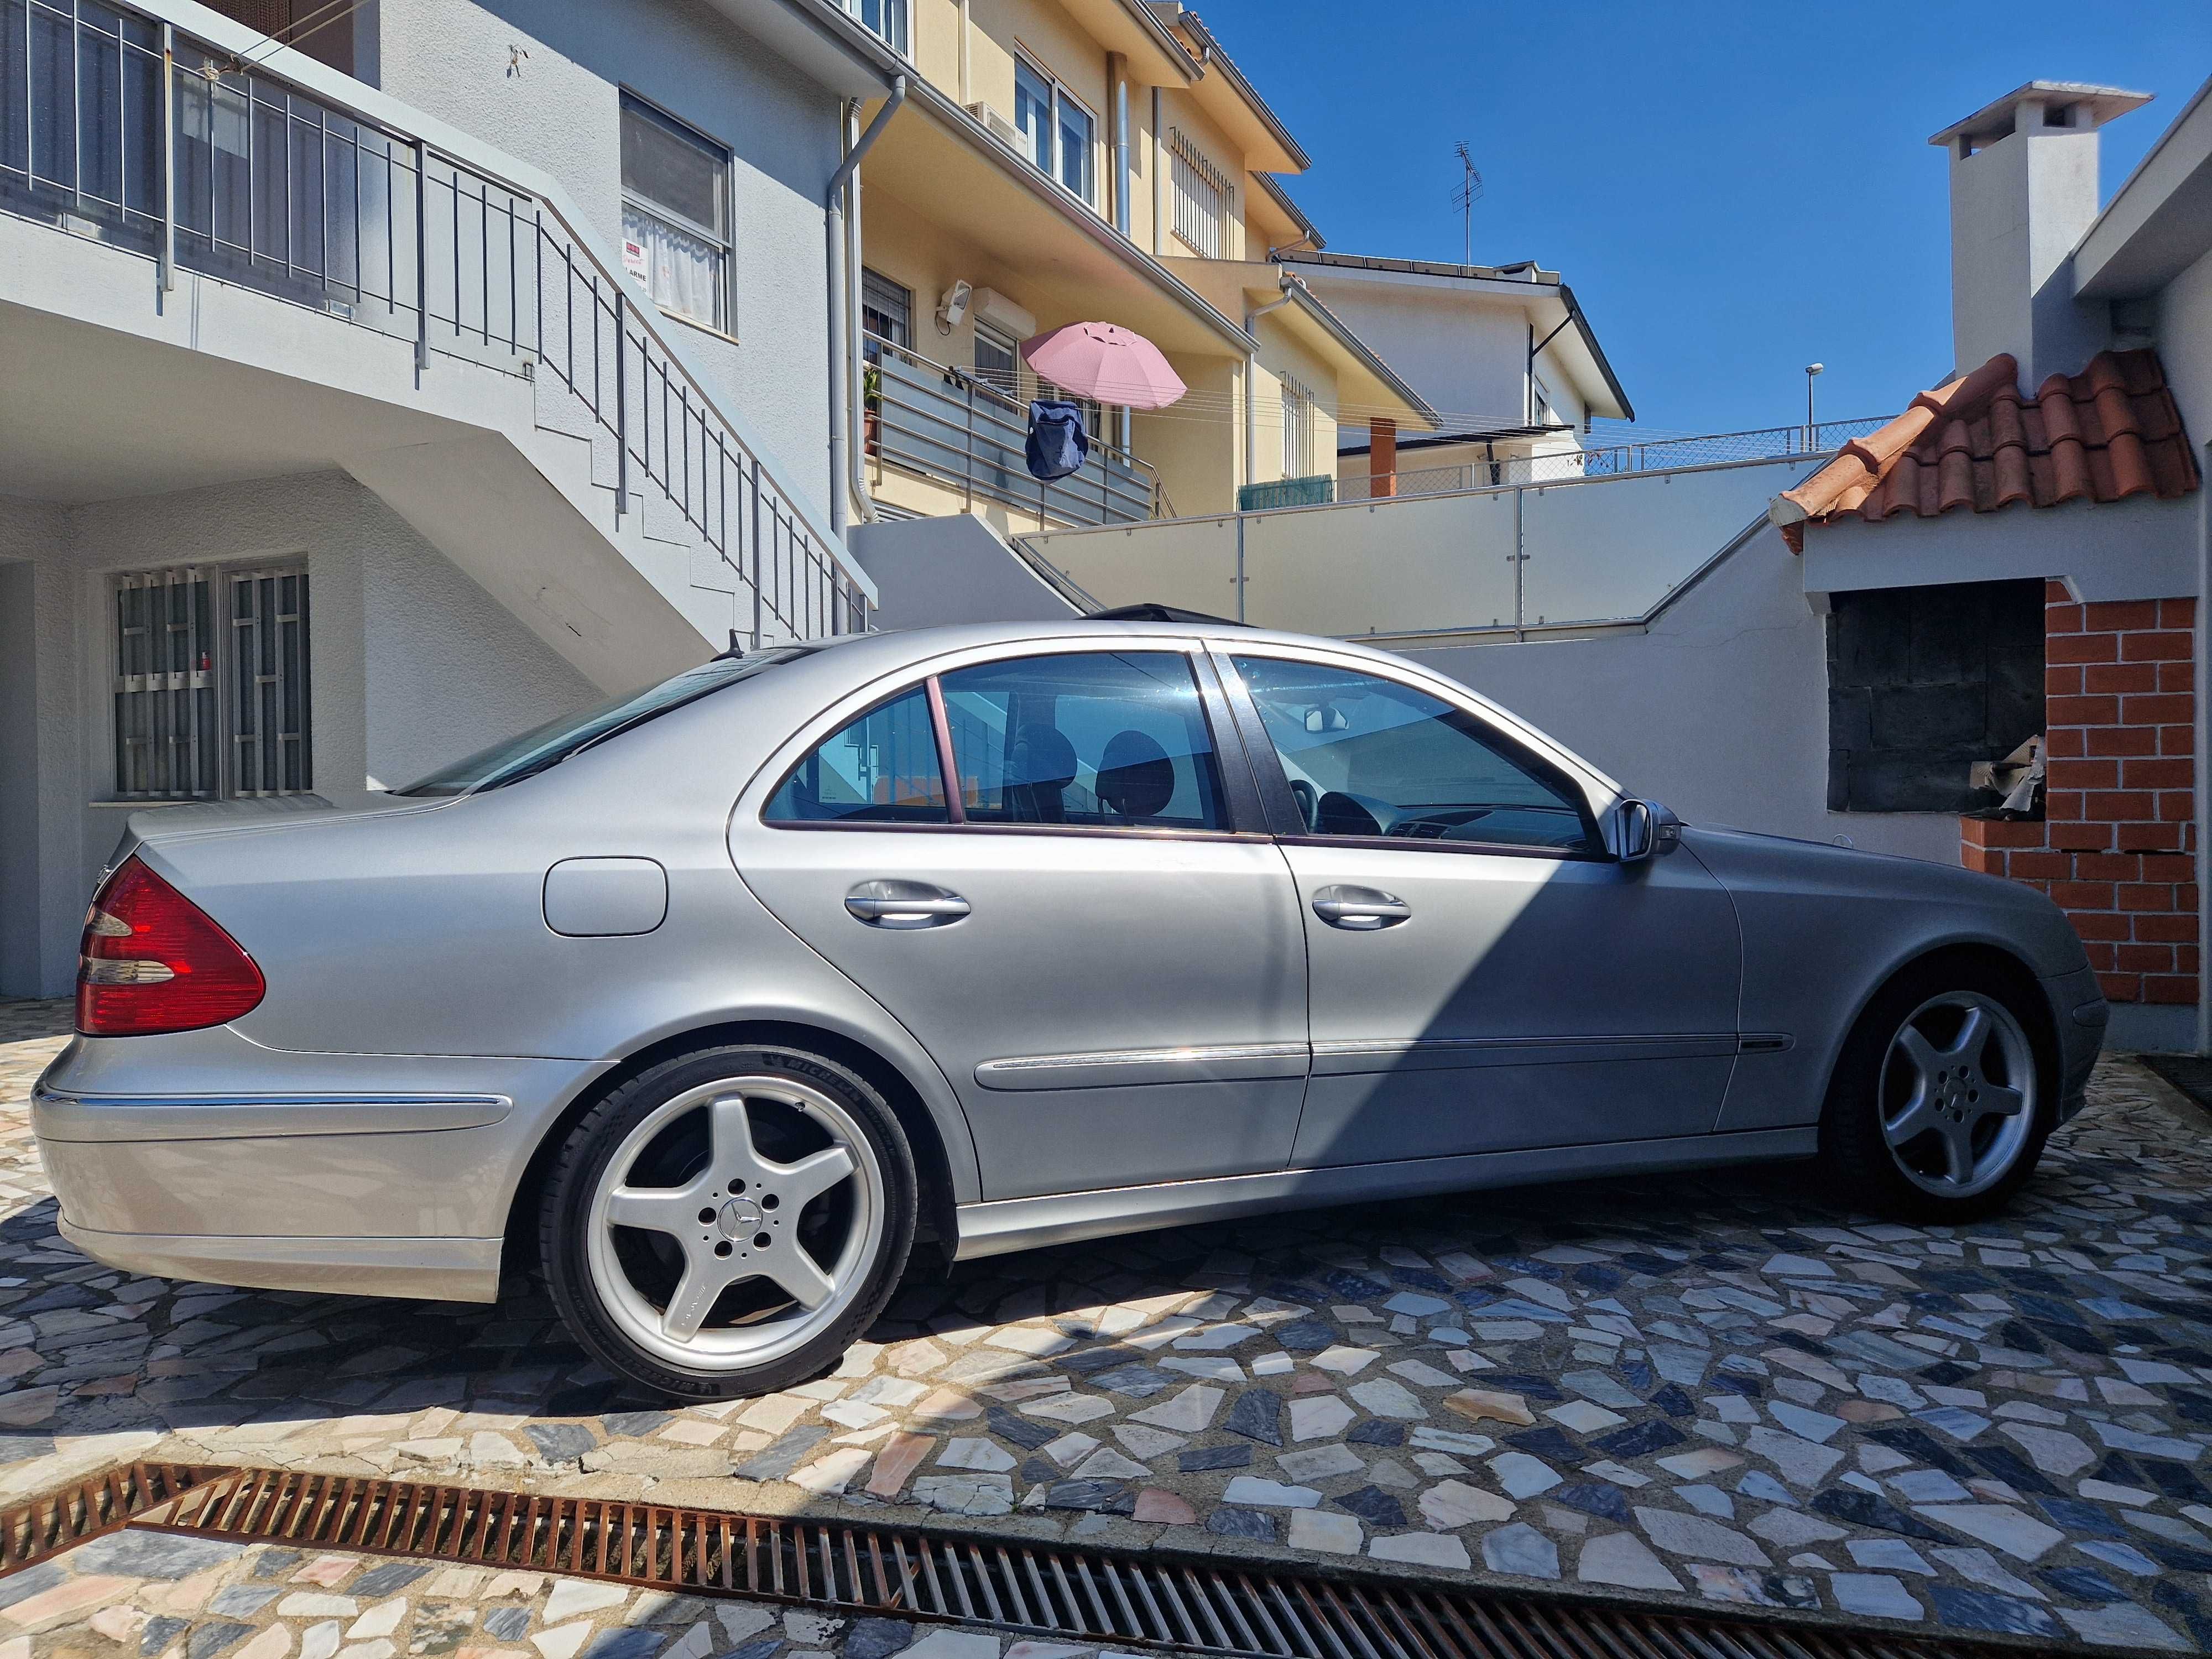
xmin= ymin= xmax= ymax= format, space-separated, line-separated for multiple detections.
xmin=1230 ymin=657 xmax=1599 ymax=853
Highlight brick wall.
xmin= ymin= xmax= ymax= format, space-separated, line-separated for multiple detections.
xmin=1961 ymin=581 xmax=2199 ymax=1009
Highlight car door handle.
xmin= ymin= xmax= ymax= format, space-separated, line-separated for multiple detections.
xmin=846 ymin=880 xmax=971 ymax=928
xmin=1312 ymin=885 xmax=1411 ymax=930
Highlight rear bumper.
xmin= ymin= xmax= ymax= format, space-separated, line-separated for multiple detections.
xmin=31 ymin=1029 xmax=608 ymax=1302
xmin=58 ymin=1217 xmax=500 ymax=1303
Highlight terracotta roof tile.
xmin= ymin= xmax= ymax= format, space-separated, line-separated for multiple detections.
xmin=1772 ymin=348 xmax=2197 ymax=552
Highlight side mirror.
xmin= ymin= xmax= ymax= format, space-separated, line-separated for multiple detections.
xmin=1612 ymin=797 xmax=1681 ymax=863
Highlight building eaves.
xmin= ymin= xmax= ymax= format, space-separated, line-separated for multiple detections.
xmin=1110 ymin=0 xmax=1206 ymax=84
xmin=900 ymin=76 xmax=1258 ymax=355
xmin=2073 ymin=74 xmax=2212 ymax=301
xmin=1153 ymin=6 xmax=1312 ymax=172
xmin=1770 ymin=348 xmax=2198 ymax=552
xmin=1554 ymin=283 xmax=1633 ymax=424
xmin=1254 ymin=173 xmax=1323 ymax=252
xmin=702 ymin=0 xmax=903 ymax=95
xmin=1281 ymin=252 xmax=1634 ymax=422
xmin=1291 ymin=250 xmax=1562 ymax=285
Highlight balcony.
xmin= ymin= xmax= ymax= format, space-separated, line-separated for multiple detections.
xmin=1337 ymin=418 xmax=1888 ymax=502
xmin=1016 ymin=448 xmax=1844 ymax=641
xmin=867 ymin=334 xmax=1162 ymax=529
xmin=0 ymin=0 xmax=870 ymax=650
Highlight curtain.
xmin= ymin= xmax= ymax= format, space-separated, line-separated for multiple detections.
xmin=624 ymin=205 xmax=722 ymax=329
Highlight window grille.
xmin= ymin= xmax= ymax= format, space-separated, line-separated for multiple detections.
xmin=113 ymin=569 xmax=220 ymax=801
xmin=112 ymin=566 xmax=311 ymax=801
xmin=1281 ymin=374 xmax=1314 ymax=478
xmin=1170 ymin=131 xmax=1232 ymax=258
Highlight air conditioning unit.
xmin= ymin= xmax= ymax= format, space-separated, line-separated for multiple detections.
xmin=970 ymin=287 xmax=1035 ymax=340
xmin=967 ymin=101 xmax=1020 ymax=150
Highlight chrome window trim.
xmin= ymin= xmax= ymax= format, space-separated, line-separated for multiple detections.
xmin=750 ymin=639 xmax=1256 ymax=841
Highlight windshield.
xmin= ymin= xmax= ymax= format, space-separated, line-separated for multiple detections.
xmin=395 ymin=648 xmax=811 ymax=796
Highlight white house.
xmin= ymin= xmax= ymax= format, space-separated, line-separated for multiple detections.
xmin=1278 ymin=251 xmax=1635 ymax=494
xmin=0 ymin=0 xmax=895 ymax=998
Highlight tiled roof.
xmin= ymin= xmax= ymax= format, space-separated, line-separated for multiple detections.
xmin=1771 ymin=348 xmax=2197 ymax=552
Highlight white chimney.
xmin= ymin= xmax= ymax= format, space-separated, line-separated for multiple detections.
xmin=1929 ymin=81 xmax=2151 ymax=387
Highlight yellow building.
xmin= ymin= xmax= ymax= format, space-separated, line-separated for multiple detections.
xmin=834 ymin=0 xmax=1437 ymax=531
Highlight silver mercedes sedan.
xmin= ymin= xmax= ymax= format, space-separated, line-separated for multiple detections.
xmin=35 ymin=622 xmax=2107 ymax=1399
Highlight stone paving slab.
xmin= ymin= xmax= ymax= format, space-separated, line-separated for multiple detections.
xmin=4 ymin=999 xmax=2211 ymax=1652
xmin=0 ymin=1530 xmax=1090 ymax=1659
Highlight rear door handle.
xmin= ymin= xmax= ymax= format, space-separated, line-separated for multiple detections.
xmin=1312 ymin=885 xmax=1411 ymax=930
xmin=846 ymin=880 xmax=971 ymax=928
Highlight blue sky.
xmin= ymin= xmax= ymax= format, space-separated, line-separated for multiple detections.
xmin=1202 ymin=1 xmax=2212 ymax=436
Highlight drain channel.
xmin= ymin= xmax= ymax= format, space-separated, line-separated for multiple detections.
xmin=77 ymin=1467 xmax=2071 ymax=1659
xmin=0 ymin=1462 xmax=218 ymax=1573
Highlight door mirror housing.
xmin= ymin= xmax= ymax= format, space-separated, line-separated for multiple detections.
xmin=1611 ymin=797 xmax=1682 ymax=863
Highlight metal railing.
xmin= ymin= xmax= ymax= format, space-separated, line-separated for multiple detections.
xmin=1336 ymin=416 xmax=1888 ymax=503
xmin=0 ymin=0 xmax=868 ymax=643
xmin=865 ymin=333 xmax=1161 ymax=529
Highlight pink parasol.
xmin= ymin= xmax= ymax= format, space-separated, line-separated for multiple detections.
xmin=1019 ymin=322 xmax=1186 ymax=409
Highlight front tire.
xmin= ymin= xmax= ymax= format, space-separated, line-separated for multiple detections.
xmin=1818 ymin=963 xmax=2053 ymax=1224
xmin=541 ymin=1045 xmax=916 ymax=1400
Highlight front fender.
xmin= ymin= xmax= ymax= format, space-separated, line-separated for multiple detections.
xmin=1683 ymin=827 xmax=2090 ymax=1134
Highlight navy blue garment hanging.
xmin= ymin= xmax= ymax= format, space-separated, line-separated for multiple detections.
xmin=1026 ymin=400 xmax=1090 ymax=481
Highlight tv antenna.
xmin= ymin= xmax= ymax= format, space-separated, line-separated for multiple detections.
xmin=1451 ymin=142 xmax=1484 ymax=266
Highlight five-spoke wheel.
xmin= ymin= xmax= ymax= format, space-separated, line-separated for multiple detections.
xmin=1820 ymin=962 xmax=2052 ymax=1223
xmin=544 ymin=1046 xmax=915 ymax=1398
xmin=1876 ymin=992 xmax=2035 ymax=1198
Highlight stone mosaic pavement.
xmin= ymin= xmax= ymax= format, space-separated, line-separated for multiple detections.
xmin=5 ymin=997 xmax=2212 ymax=1654
xmin=0 ymin=1530 xmax=1056 ymax=1659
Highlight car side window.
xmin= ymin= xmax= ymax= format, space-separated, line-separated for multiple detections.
xmin=940 ymin=651 xmax=1227 ymax=831
xmin=765 ymin=687 xmax=948 ymax=823
xmin=1229 ymin=656 xmax=1599 ymax=855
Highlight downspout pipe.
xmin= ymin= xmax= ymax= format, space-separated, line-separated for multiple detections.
xmin=827 ymin=75 xmax=907 ymax=539
xmin=1242 ymin=274 xmax=1300 ymax=497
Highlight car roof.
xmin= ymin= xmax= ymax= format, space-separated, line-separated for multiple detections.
xmin=811 ymin=618 xmax=1415 ymax=670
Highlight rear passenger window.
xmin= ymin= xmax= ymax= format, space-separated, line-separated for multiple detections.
xmin=940 ymin=652 xmax=1225 ymax=831
xmin=765 ymin=688 xmax=947 ymax=823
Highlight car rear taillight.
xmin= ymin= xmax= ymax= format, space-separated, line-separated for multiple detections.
xmin=76 ymin=856 xmax=265 ymax=1037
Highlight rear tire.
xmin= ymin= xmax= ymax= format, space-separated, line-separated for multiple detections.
xmin=541 ymin=1044 xmax=916 ymax=1400
xmin=1818 ymin=962 xmax=2053 ymax=1224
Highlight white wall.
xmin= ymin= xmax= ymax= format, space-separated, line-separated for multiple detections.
xmin=1402 ymin=530 xmax=1964 ymax=863
xmin=2154 ymin=245 xmax=2212 ymax=453
xmin=1287 ymin=275 xmax=1536 ymax=437
xmin=1021 ymin=457 xmax=1814 ymax=636
xmin=373 ymin=0 xmax=844 ymax=519
xmin=0 ymin=474 xmax=598 ymax=997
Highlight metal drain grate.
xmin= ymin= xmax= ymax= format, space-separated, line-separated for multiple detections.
xmin=114 ymin=1468 xmax=2072 ymax=1659
xmin=0 ymin=1462 xmax=219 ymax=1575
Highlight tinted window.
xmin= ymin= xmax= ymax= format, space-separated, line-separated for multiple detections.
xmin=1231 ymin=657 xmax=1597 ymax=854
xmin=766 ymin=687 xmax=947 ymax=823
xmin=942 ymin=652 xmax=1225 ymax=831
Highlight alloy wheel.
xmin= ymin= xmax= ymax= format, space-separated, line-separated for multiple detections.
xmin=583 ymin=1076 xmax=884 ymax=1372
xmin=1876 ymin=990 xmax=2036 ymax=1199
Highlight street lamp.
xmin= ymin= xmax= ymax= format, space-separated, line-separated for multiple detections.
xmin=1804 ymin=363 xmax=1824 ymax=450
